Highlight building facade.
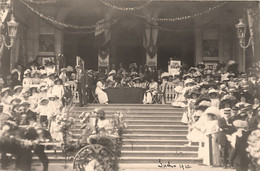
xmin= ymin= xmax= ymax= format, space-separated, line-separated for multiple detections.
xmin=0 ymin=0 xmax=259 ymax=75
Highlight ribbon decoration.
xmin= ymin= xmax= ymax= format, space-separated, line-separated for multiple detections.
xmin=99 ymin=0 xmax=152 ymax=11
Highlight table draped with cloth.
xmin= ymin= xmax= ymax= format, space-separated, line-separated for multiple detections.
xmin=104 ymin=87 xmax=145 ymax=103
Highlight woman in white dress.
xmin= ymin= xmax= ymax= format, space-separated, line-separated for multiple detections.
xmin=95 ymin=77 xmax=108 ymax=104
xmin=143 ymin=78 xmax=158 ymax=104
xmin=201 ymin=107 xmax=221 ymax=166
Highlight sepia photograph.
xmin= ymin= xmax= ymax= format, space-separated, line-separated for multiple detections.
xmin=0 ymin=0 xmax=259 ymax=171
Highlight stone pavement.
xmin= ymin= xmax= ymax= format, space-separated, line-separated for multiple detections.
xmin=19 ymin=164 xmax=234 ymax=171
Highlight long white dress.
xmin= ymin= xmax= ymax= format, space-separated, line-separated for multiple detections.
xmin=143 ymin=82 xmax=158 ymax=104
xmin=95 ymin=81 xmax=108 ymax=104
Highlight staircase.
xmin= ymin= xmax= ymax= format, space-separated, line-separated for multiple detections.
xmin=32 ymin=104 xmax=202 ymax=169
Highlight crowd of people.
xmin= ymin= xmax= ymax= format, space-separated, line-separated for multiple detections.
xmin=0 ymin=59 xmax=259 ymax=171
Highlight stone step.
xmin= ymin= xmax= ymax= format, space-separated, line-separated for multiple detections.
xmin=126 ymin=125 xmax=187 ymax=130
xmin=72 ymin=111 xmax=183 ymax=116
xmin=71 ymin=129 xmax=188 ymax=135
xmin=119 ymin=157 xmax=202 ymax=164
xmin=125 ymin=120 xmax=184 ymax=125
xmin=122 ymin=140 xmax=192 ymax=145
xmin=123 ymin=134 xmax=187 ymax=140
xmin=121 ymin=151 xmax=198 ymax=157
xmin=122 ymin=145 xmax=198 ymax=151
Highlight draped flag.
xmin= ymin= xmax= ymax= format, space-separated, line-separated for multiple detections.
xmin=95 ymin=19 xmax=111 ymax=47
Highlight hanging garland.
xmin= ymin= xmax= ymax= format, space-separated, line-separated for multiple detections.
xmin=144 ymin=19 xmax=216 ymax=32
xmin=19 ymin=0 xmax=118 ymax=30
xmin=99 ymin=0 xmax=152 ymax=11
xmin=132 ymin=1 xmax=227 ymax=22
xmin=23 ymin=0 xmax=59 ymax=4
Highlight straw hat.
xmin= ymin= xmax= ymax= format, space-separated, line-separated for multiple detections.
xmin=205 ymin=106 xmax=220 ymax=117
xmin=184 ymin=79 xmax=195 ymax=86
xmin=9 ymin=97 xmax=22 ymax=104
xmin=161 ymin=72 xmax=170 ymax=78
xmin=233 ymin=120 xmax=247 ymax=128
xmin=13 ymin=85 xmax=23 ymax=92
xmin=208 ymin=89 xmax=219 ymax=95
xmin=109 ymin=70 xmax=116 ymax=76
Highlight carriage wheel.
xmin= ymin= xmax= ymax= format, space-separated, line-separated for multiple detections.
xmin=73 ymin=144 xmax=118 ymax=171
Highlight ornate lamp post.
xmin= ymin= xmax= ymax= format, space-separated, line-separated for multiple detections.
xmin=0 ymin=14 xmax=18 ymax=49
xmin=235 ymin=19 xmax=253 ymax=72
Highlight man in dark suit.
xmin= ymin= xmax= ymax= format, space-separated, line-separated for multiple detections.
xmin=19 ymin=101 xmax=37 ymax=125
xmin=217 ymin=108 xmax=236 ymax=168
xmin=248 ymin=73 xmax=259 ymax=98
xmin=86 ymin=70 xmax=94 ymax=103
xmin=230 ymin=120 xmax=250 ymax=171
xmin=75 ymin=65 xmax=89 ymax=107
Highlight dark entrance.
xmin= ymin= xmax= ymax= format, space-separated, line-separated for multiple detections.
xmin=63 ymin=7 xmax=99 ymax=70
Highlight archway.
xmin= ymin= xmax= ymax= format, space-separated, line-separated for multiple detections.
xmin=63 ymin=6 xmax=99 ymax=70
xmin=157 ymin=3 xmax=195 ymax=71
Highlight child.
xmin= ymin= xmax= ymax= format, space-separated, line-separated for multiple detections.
xmin=35 ymin=98 xmax=50 ymax=127
xmin=208 ymin=89 xmax=220 ymax=108
xmin=22 ymin=69 xmax=32 ymax=90
xmin=52 ymin=78 xmax=64 ymax=102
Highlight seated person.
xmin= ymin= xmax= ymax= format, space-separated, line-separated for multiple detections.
xmin=133 ymin=77 xmax=143 ymax=88
xmin=143 ymin=78 xmax=158 ymax=104
xmin=95 ymin=76 xmax=108 ymax=104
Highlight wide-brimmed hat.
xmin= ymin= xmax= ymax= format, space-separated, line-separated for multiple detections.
xmin=228 ymin=73 xmax=235 ymax=78
xmin=188 ymin=89 xmax=200 ymax=98
xmin=39 ymin=98 xmax=49 ymax=105
xmin=188 ymin=67 xmax=198 ymax=73
xmin=20 ymin=101 xmax=30 ymax=106
xmin=161 ymin=72 xmax=170 ymax=78
xmin=182 ymin=73 xmax=192 ymax=80
xmin=184 ymin=78 xmax=195 ymax=86
xmin=233 ymin=120 xmax=247 ymax=128
xmin=133 ymin=77 xmax=141 ymax=82
xmin=205 ymin=106 xmax=220 ymax=117
xmin=1 ymin=87 xmax=11 ymax=95
xmin=13 ymin=85 xmax=23 ymax=92
xmin=109 ymin=70 xmax=116 ymax=76
xmin=208 ymin=89 xmax=219 ymax=95
xmin=54 ymin=78 xmax=63 ymax=84
xmin=47 ymin=72 xmax=56 ymax=77
xmin=60 ymin=68 xmax=67 ymax=72
xmin=195 ymin=99 xmax=211 ymax=110
xmin=219 ymin=95 xmax=236 ymax=109
xmin=24 ymin=69 xmax=31 ymax=76
xmin=10 ymin=97 xmax=22 ymax=104
xmin=197 ymin=62 xmax=205 ymax=69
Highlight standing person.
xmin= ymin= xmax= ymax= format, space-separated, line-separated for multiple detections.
xmin=52 ymin=78 xmax=64 ymax=105
xmin=59 ymin=68 xmax=68 ymax=83
xmin=218 ymin=108 xmax=236 ymax=168
xmin=23 ymin=69 xmax=32 ymax=90
xmin=229 ymin=120 xmax=250 ymax=171
xmin=75 ymin=65 xmax=89 ymax=107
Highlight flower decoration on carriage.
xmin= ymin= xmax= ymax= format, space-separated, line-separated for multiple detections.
xmin=247 ymin=128 xmax=260 ymax=167
xmin=112 ymin=111 xmax=127 ymax=136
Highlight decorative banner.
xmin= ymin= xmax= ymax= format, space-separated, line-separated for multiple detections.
xmin=247 ymin=8 xmax=255 ymax=57
xmin=168 ymin=60 xmax=181 ymax=76
xmin=146 ymin=53 xmax=157 ymax=67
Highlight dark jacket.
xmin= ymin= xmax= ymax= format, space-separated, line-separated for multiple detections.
xmin=230 ymin=130 xmax=250 ymax=167
xmin=246 ymin=114 xmax=258 ymax=132
xmin=217 ymin=117 xmax=236 ymax=146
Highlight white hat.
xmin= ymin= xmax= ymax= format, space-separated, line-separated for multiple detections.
xmin=13 ymin=85 xmax=22 ymax=92
xmin=11 ymin=69 xmax=19 ymax=74
xmin=198 ymin=101 xmax=211 ymax=107
xmin=161 ymin=72 xmax=170 ymax=78
xmin=1 ymin=87 xmax=10 ymax=94
xmin=24 ymin=69 xmax=31 ymax=76
xmin=174 ymin=86 xmax=183 ymax=93
xmin=184 ymin=79 xmax=195 ymax=86
xmin=205 ymin=106 xmax=220 ymax=117
xmin=109 ymin=70 xmax=116 ymax=75
xmin=233 ymin=120 xmax=247 ymax=128
xmin=208 ymin=89 xmax=218 ymax=95
xmin=60 ymin=68 xmax=67 ymax=72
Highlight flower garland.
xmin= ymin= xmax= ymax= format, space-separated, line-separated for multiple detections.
xmin=23 ymin=0 xmax=58 ymax=4
xmin=132 ymin=1 xmax=227 ymax=22
xmin=99 ymin=0 xmax=152 ymax=11
xmin=19 ymin=0 xmax=118 ymax=31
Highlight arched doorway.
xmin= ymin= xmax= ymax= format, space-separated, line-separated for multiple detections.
xmin=110 ymin=15 xmax=145 ymax=67
xmin=157 ymin=3 xmax=195 ymax=71
xmin=63 ymin=6 xmax=99 ymax=70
